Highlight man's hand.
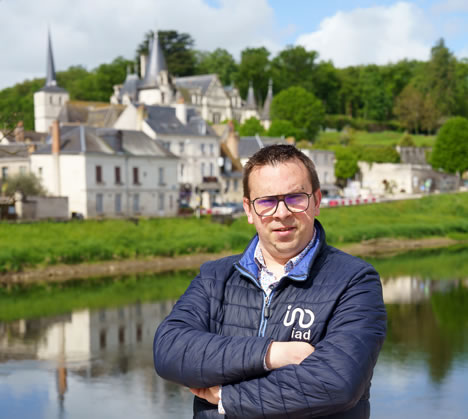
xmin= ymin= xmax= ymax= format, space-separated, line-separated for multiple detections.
xmin=266 ymin=341 xmax=315 ymax=370
xmin=189 ymin=385 xmax=220 ymax=405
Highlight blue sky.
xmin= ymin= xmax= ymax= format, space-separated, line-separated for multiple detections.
xmin=1 ymin=0 xmax=468 ymax=90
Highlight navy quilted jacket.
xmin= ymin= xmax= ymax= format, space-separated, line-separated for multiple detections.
xmin=154 ymin=220 xmax=387 ymax=418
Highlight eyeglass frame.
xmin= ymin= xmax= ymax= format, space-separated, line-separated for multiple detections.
xmin=250 ymin=192 xmax=315 ymax=217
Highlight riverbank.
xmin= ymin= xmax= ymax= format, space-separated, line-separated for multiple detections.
xmin=1 ymin=192 xmax=467 ymax=281
xmin=0 ymin=236 xmax=462 ymax=285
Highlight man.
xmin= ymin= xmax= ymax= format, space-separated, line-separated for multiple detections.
xmin=154 ymin=144 xmax=386 ymax=418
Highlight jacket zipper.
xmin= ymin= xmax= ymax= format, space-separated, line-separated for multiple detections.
xmin=258 ymin=291 xmax=274 ymax=337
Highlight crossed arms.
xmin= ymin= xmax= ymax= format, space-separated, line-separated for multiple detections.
xmin=154 ymin=265 xmax=386 ymax=418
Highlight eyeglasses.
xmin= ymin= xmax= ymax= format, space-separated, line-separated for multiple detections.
xmin=251 ymin=192 xmax=313 ymax=217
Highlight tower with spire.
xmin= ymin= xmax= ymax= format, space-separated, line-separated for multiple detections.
xmin=240 ymin=81 xmax=260 ymax=123
xmin=138 ymin=30 xmax=174 ymax=105
xmin=34 ymin=29 xmax=69 ymax=133
xmin=261 ymin=79 xmax=273 ymax=130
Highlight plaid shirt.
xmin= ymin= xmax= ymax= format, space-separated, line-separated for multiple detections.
xmin=254 ymin=229 xmax=317 ymax=296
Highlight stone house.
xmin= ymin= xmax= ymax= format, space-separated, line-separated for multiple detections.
xmin=30 ymin=122 xmax=179 ymax=218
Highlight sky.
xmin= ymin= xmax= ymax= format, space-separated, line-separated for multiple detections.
xmin=1 ymin=0 xmax=468 ymax=90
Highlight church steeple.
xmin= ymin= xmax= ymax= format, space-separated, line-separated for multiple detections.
xmin=245 ymin=81 xmax=257 ymax=109
xmin=44 ymin=29 xmax=62 ymax=89
xmin=142 ymin=30 xmax=167 ymax=88
xmin=262 ymin=79 xmax=273 ymax=120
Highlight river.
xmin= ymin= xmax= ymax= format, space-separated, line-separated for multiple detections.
xmin=1 ymin=247 xmax=467 ymax=418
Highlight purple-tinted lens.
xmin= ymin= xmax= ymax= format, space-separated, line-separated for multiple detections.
xmin=284 ymin=193 xmax=308 ymax=211
xmin=254 ymin=197 xmax=277 ymax=215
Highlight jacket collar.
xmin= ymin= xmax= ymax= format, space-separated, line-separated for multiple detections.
xmin=236 ymin=219 xmax=326 ymax=283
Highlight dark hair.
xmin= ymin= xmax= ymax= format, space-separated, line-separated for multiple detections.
xmin=243 ymin=144 xmax=320 ymax=199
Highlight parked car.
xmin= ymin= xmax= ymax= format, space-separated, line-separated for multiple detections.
xmin=211 ymin=202 xmax=244 ymax=216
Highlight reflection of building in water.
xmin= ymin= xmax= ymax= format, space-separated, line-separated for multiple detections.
xmin=381 ymin=276 xmax=461 ymax=303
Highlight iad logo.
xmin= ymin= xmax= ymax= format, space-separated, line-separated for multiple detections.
xmin=283 ymin=305 xmax=315 ymax=341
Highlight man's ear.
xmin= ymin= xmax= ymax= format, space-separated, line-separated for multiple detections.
xmin=313 ymin=189 xmax=322 ymax=216
xmin=243 ymin=197 xmax=254 ymax=224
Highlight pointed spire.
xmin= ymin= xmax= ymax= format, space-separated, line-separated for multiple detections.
xmin=262 ymin=79 xmax=273 ymax=120
xmin=142 ymin=30 xmax=168 ymax=87
xmin=45 ymin=29 xmax=57 ymax=88
xmin=246 ymin=81 xmax=257 ymax=109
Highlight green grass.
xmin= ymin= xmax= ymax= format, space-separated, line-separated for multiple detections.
xmin=318 ymin=130 xmax=436 ymax=147
xmin=0 ymin=271 xmax=194 ymax=321
xmin=0 ymin=193 xmax=467 ymax=274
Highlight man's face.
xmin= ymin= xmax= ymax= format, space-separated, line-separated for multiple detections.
xmin=243 ymin=159 xmax=321 ymax=266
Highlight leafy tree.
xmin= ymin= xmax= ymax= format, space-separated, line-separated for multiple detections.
xmin=267 ymin=120 xmax=299 ymax=139
xmin=312 ymin=61 xmax=341 ymax=114
xmin=421 ymin=93 xmax=441 ymax=134
xmin=194 ymin=48 xmax=238 ymax=86
xmin=423 ymin=38 xmax=457 ymax=116
xmin=136 ymin=30 xmax=196 ymax=77
xmin=233 ymin=47 xmax=271 ymax=101
xmin=359 ymin=65 xmax=392 ymax=121
xmin=270 ymin=45 xmax=317 ymax=93
xmin=393 ymin=84 xmax=424 ymax=133
xmin=238 ymin=117 xmax=265 ymax=136
xmin=337 ymin=66 xmax=361 ymax=117
xmin=333 ymin=147 xmax=359 ymax=187
xmin=2 ymin=172 xmax=46 ymax=201
xmin=399 ymin=132 xmax=416 ymax=147
xmin=431 ymin=117 xmax=468 ymax=177
xmin=270 ymin=86 xmax=325 ymax=141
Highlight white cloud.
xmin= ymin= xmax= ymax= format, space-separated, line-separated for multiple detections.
xmin=432 ymin=0 xmax=468 ymax=14
xmin=0 ymin=0 xmax=278 ymax=89
xmin=295 ymin=2 xmax=433 ymax=67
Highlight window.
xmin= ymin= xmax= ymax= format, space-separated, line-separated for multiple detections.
xmin=96 ymin=166 xmax=103 ymax=183
xmin=136 ymin=324 xmax=143 ymax=342
xmin=158 ymin=193 xmax=165 ymax=211
xmin=133 ymin=167 xmax=139 ymax=185
xmin=38 ymin=167 xmax=43 ymax=177
xmin=161 ymin=92 xmax=165 ymax=104
xmin=133 ymin=194 xmax=140 ymax=213
xmin=233 ymin=179 xmax=238 ymax=191
xmin=96 ymin=194 xmax=104 ymax=214
xmin=115 ymin=194 xmax=122 ymax=214
xmin=209 ymin=144 xmax=214 ymax=155
xmin=49 ymin=96 xmax=53 ymax=105
xmin=159 ymin=167 xmax=164 ymax=185
xmin=118 ymin=326 xmax=125 ymax=345
xmin=179 ymin=141 xmax=185 ymax=154
xmin=201 ymin=162 xmax=205 ymax=177
xmin=99 ymin=330 xmax=107 ymax=349
xmin=169 ymin=195 xmax=174 ymax=210
xmin=180 ymin=163 xmax=185 ymax=178
xmin=209 ymin=162 xmax=214 ymax=177
xmin=213 ymin=113 xmax=221 ymax=124
xmin=1 ymin=167 xmax=8 ymax=179
xmin=115 ymin=166 xmax=121 ymax=184
xmin=201 ymin=143 xmax=205 ymax=155
xmin=323 ymin=172 xmax=328 ymax=183
xmin=19 ymin=166 xmax=27 ymax=174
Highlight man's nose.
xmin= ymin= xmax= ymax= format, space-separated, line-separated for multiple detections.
xmin=274 ymin=200 xmax=291 ymax=218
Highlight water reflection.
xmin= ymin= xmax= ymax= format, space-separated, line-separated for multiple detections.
xmin=1 ymin=275 xmax=467 ymax=418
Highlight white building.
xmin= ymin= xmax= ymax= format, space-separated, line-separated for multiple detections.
xmin=30 ymin=122 xmax=179 ymax=218
xmin=114 ymin=102 xmax=221 ymax=207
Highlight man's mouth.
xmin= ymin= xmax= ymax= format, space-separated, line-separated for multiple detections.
xmin=273 ymin=226 xmax=295 ymax=232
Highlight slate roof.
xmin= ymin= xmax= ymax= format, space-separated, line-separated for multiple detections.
xmin=0 ymin=144 xmax=30 ymax=159
xmin=245 ymin=81 xmax=257 ymax=110
xmin=144 ymin=105 xmax=218 ymax=137
xmin=174 ymin=74 xmax=217 ymax=96
xmin=261 ymin=79 xmax=273 ymax=120
xmin=58 ymin=102 xmax=126 ymax=127
xmin=40 ymin=29 xmax=67 ymax=93
xmin=141 ymin=33 xmax=168 ymax=88
xmin=34 ymin=126 xmax=176 ymax=158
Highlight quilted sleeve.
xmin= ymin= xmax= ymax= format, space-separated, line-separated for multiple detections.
xmin=220 ymin=266 xmax=387 ymax=418
xmin=153 ymin=272 xmax=273 ymax=388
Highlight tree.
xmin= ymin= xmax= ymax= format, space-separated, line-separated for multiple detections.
xmin=270 ymin=45 xmax=317 ymax=93
xmin=233 ymin=47 xmax=271 ymax=101
xmin=2 ymin=172 xmax=46 ymax=201
xmin=312 ymin=61 xmax=341 ymax=114
xmin=194 ymin=48 xmax=238 ymax=86
xmin=136 ymin=30 xmax=196 ymax=77
xmin=393 ymin=84 xmax=424 ymax=133
xmin=333 ymin=147 xmax=359 ymax=187
xmin=431 ymin=117 xmax=468 ymax=177
xmin=399 ymin=132 xmax=416 ymax=147
xmin=359 ymin=65 xmax=392 ymax=121
xmin=267 ymin=120 xmax=299 ymax=139
xmin=238 ymin=117 xmax=265 ymax=136
xmin=270 ymin=86 xmax=325 ymax=141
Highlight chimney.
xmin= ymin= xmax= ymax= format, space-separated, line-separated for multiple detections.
xmin=51 ymin=120 xmax=60 ymax=154
xmin=175 ymin=97 xmax=187 ymax=125
xmin=225 ymin=120 xmax=239 ymax=159
xmin=140 ymin=54 xmax=147 ymax=79
xmin=14 ymin=121 xmax=25 ymax=142
xmin=137 ymin=105 xmax=145 ymax=130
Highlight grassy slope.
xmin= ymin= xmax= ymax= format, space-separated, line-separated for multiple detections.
xmin=0 ymin=193 xmax=467 ymax=274
xmin=318 ymin=130 xmax=436 ymax=147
